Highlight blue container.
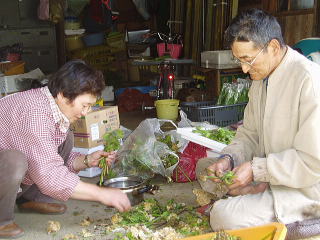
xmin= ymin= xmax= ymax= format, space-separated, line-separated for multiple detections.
xmin=82 ymin=32 xmax=105 ymax=47
xmin=115 ymin=86 xmax=156 ymax=98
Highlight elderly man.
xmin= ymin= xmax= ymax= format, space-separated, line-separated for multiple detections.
xmin=196 ymin=8 xmax=320 ymax=235
xmin=0 ymin=60 xmax=131 ymax=238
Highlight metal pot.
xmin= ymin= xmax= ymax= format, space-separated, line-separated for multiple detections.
xmin=102 ymin=176 xmax=158 ymax=206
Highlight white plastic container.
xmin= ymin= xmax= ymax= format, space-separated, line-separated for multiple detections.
xmin=201 ymin=50 xmax=235 ymax=68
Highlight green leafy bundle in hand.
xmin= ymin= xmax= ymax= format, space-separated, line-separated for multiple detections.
xmin=201 ymin=170 xmax=236 ymax=185
xmin=103 ymin=129 xmax=124 ymax=152
xmin=99 ymin=129 xmax=124 ymax=186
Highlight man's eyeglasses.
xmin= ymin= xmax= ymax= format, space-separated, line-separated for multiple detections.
xmin=233 ymin=44 xmax=268 ymax=68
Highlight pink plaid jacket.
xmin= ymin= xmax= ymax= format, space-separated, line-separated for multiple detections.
xmin=0 ymin=87 xmax=81 ymax=201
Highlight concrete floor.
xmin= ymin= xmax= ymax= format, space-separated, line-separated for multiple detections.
xmin=13 ymin=110 xmax=202 ymax=240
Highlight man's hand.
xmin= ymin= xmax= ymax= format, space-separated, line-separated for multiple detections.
xmin=228 ymin=161 xmax=253 ymax=190
xmin=228 ymin=182 xmax=268 ymax=196
xmin=226 ymin=161 xmax=268 ymax=196
xmin=206 ymin=156 xmax=232 ymax=181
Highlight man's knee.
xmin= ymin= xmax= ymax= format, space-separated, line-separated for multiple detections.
xmin=210 ymin=200 xmax=241 ymax=231
xmin=0 ymin=150 xmax=27 ymax=178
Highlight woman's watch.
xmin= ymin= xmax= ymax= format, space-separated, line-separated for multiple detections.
xmin=83 ymin=155 xmax=90 ymax=168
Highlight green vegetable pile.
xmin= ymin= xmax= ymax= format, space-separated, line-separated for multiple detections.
xmin=110 ymin=199 xmax=210 ymax=239
xmin=157 ymin=135 xmax=179 ymax=169
xmin=99 ymin=129 xmax=124 ymax=186
xmin=193 ymin=127 xmax=236 ymax=145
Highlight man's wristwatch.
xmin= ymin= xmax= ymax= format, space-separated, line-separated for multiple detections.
xmin=83 ymin=155 xmax=90 ymax=168
xmin=218 ymin=154 xmax=234 ymax=169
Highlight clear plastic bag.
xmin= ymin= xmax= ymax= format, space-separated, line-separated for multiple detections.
xmin=113 ymin=118 xmax=188 ymax=180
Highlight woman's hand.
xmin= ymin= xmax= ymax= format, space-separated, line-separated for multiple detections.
xmin=98 ymin=187 xmax=131 ymax=212
xmin=87 ymin=150 xmax=117 ymax=168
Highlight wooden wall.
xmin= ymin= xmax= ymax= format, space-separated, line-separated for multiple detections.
xmin=277 ymin=13 xmax=315 ymax=46
xmin=238 ymin=0 xmax=319 ymax=47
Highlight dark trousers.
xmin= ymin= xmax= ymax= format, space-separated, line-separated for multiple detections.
xmin=0 ymin=130 xmax=74 ymax=226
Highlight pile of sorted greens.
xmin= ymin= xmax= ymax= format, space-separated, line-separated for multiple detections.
xmin=99 ymin=129 xmax=124 ymax=186
xmin=192 ymin=127 xmax=236 ymax=145
xmin=107 ymin=199 xmax=210 ymax=240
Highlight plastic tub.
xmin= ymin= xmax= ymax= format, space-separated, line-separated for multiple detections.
xmin=157 ymin=43 xmax=182 ymax=59
xmin=180 ymin=100 xmax=247 ymax=127
xmin=82 ymin=32 xmax=105 ymax=47
xmin=65 ymin=35 xmax=84 ymax=51
xmin=155 ymin=99 xmax=179 ymax=121
xmin=181 ymin=222 xmax=287 ymax=240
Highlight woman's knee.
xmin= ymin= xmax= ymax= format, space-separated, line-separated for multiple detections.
xmin=0 ymin=150 xmax=27 ymax=177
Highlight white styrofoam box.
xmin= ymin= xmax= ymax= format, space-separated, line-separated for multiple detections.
xmin=101 ymin=86 xmax=114 ymax=102
xmin=72 ymin=145 xmax=104 ymax=154
xmin=0 ymin=68 xmax=44 ymax=94
xmin=73 ymin=145 xmax=104 ymax=178
xmin=176 ymin=127 xmax=227 ymax=153
xmin=78 ymin=167 xmax=102 ymax=178
xmin=201 ymin=50 xmax=236 ymax=68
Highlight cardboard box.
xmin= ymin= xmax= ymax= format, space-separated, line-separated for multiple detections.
xmin=73 ymin=145 xmax=104 ymax=178
xmin=71 ymin=106 xmax=120 ymax=148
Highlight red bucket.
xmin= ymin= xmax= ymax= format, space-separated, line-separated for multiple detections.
xmin=157 ymin=43 xmax=182 ymax=59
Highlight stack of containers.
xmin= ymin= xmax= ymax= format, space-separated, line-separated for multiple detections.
xmin=64 ymin=16 xmax=85 ymax=52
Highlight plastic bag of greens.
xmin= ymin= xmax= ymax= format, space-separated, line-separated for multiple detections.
xmin=216 ymin=83 xmax=230 ymax=105
xmin=225 ymin=83 xmax=240 ymax=105
xmin=237 ymin=79 xmax=250 ymax=103
xmin=113 ymin=118 xmax=188 ymax=180
xmin=216 ymin=78 xmax=251 ymax=105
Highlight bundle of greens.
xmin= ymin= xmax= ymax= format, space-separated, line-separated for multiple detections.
xmin=192 ymin=127 xmax=236 ymax=145
xmin=99 ymin=129 xmax=124 ymax=186
xmin=200 ymin=170 xmax=236 ymax=185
